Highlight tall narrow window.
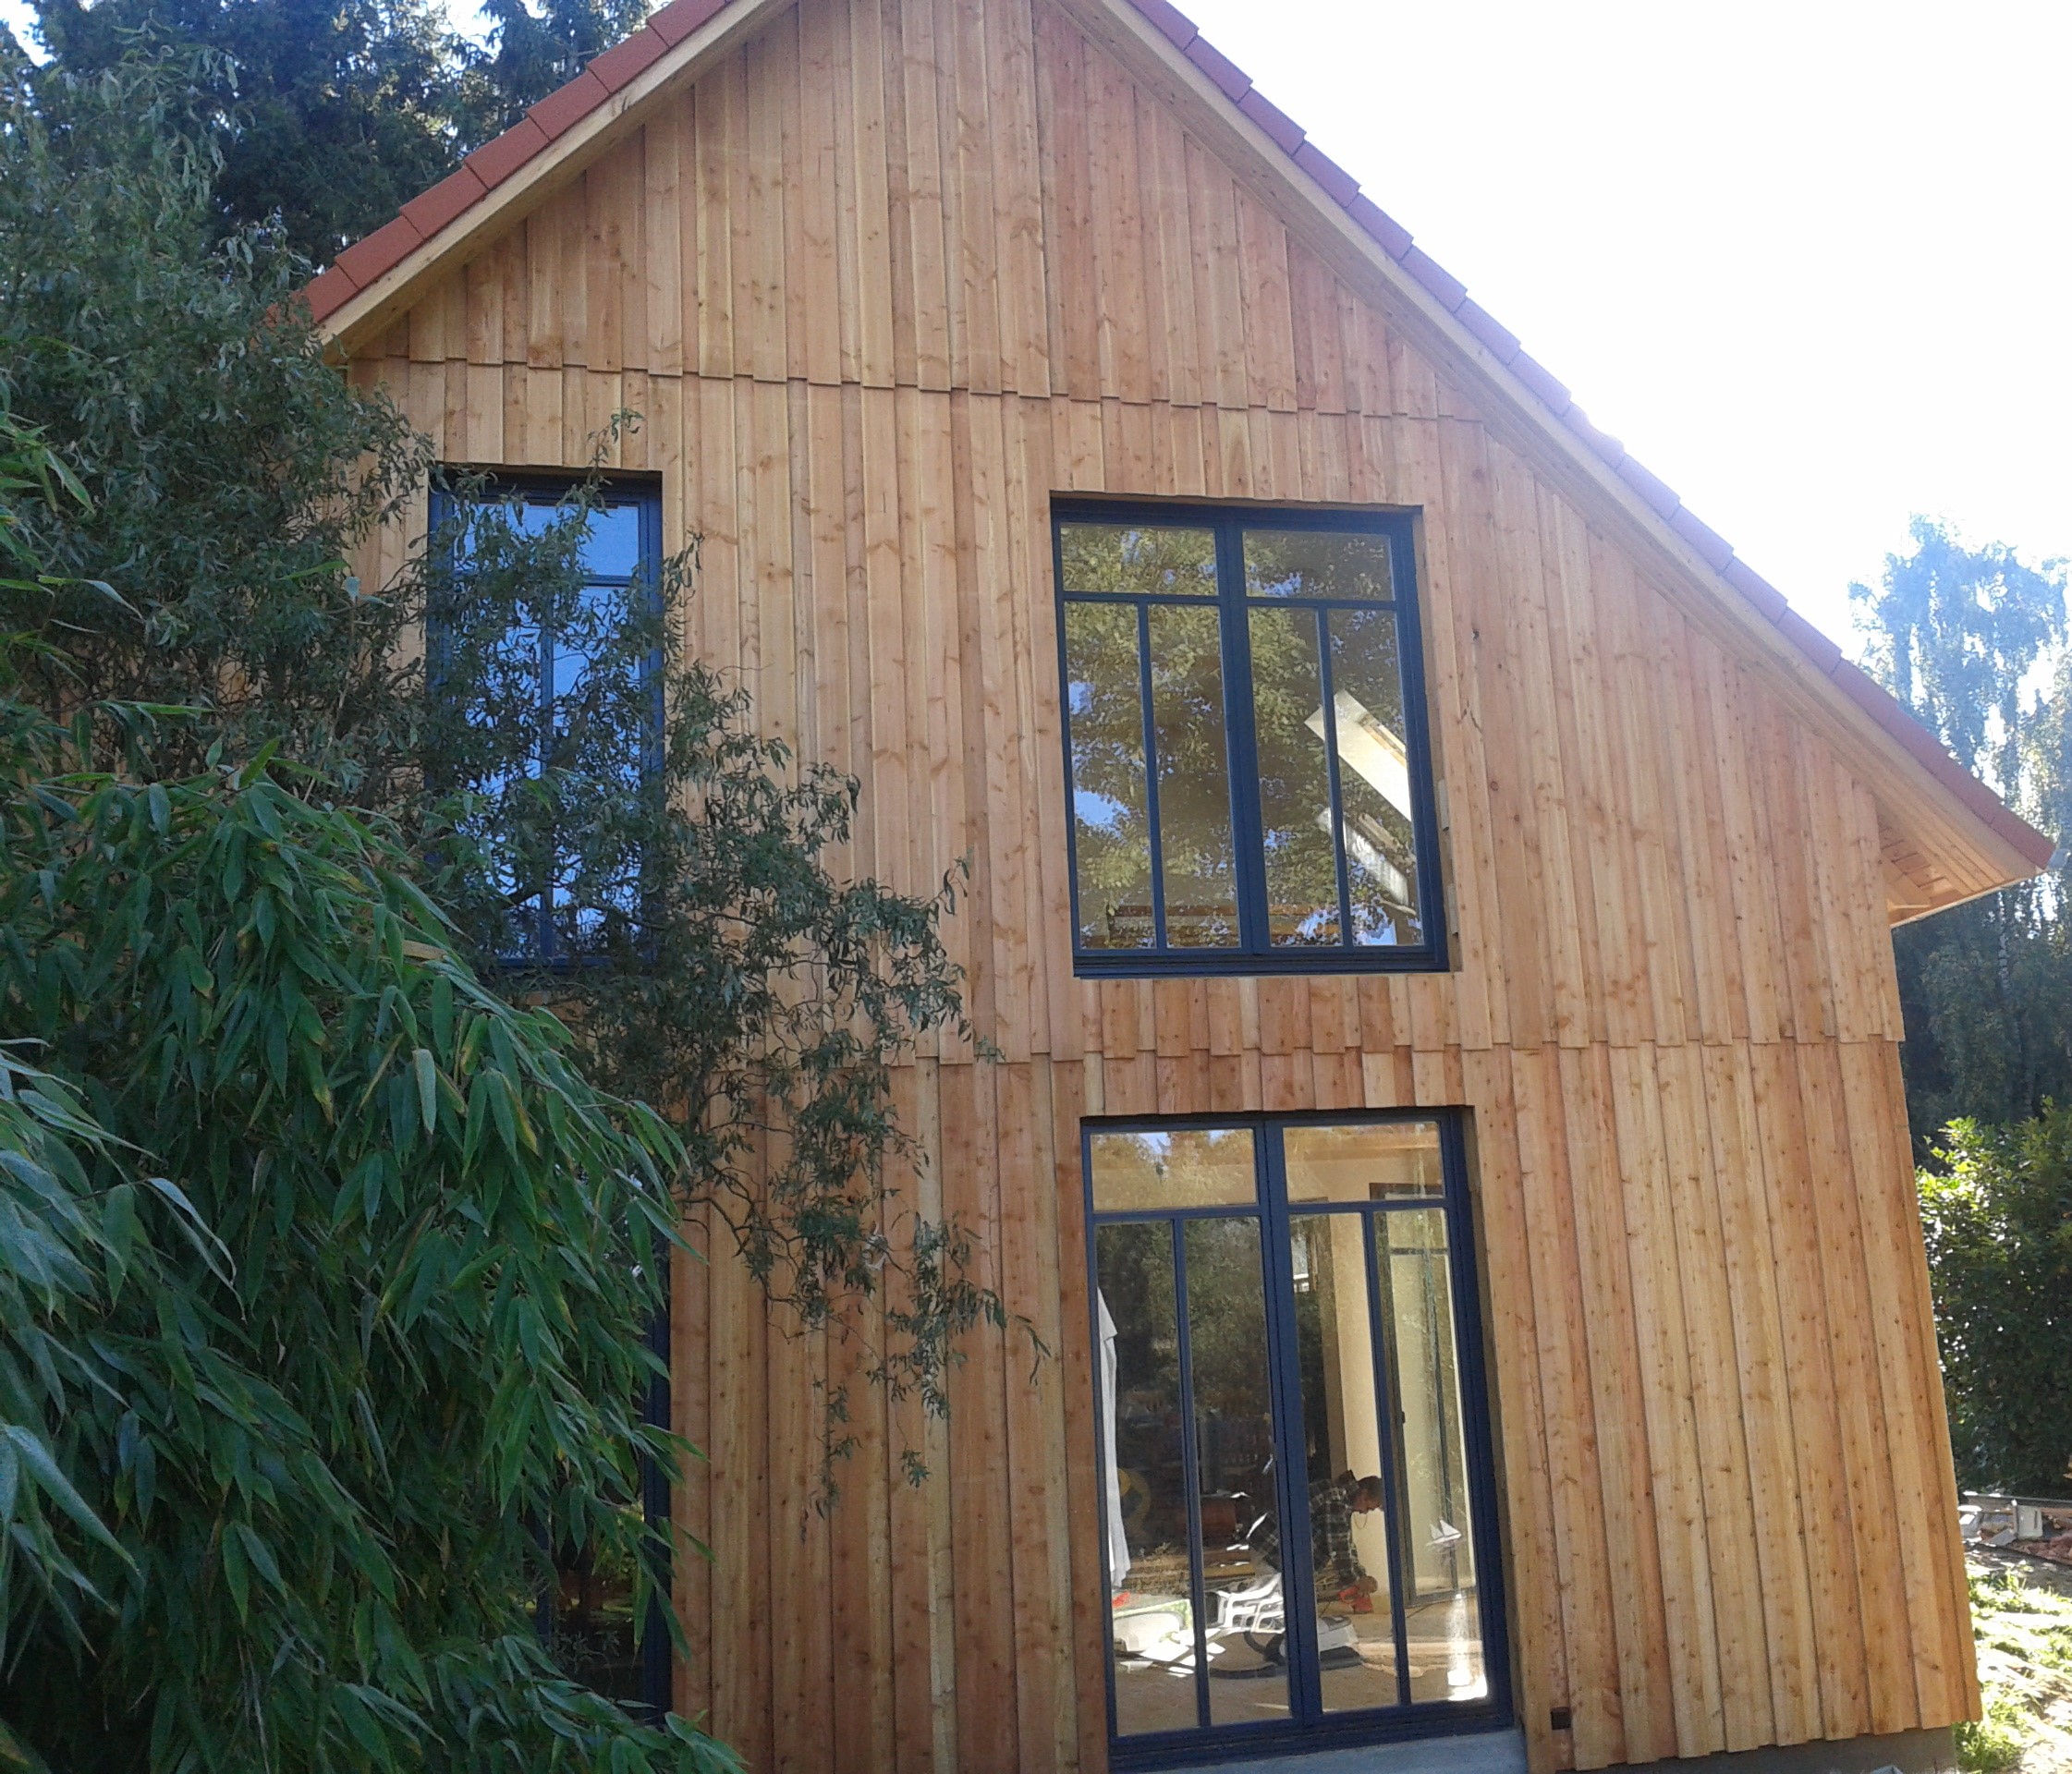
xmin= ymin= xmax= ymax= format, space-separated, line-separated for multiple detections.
xmin=431 ymin=474 xmax=673 ymax=1718
xmin=429 ymin=475 xmax=663 ymax=966
xmin=1089 ymin=1116 xmax=1507 ymax=1765
xmin=1056 ymin=505 xmax=1443 ymax=974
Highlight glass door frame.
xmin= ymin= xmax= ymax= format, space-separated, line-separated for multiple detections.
xmin=1083 ymin=1109 xmax=1513 ymax=1769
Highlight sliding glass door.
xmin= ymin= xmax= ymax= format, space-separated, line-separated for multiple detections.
xmin=1088 ymin=1115 xmax=1507 ymax=1765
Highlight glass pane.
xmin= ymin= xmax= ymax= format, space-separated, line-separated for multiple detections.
xmin=1288 ymin=1214 xmax=1400 ymax=1712
xmin=580 ymin=504 xmax=644 ymax=578
xmin=1059 ymin=523 xmax=1218 ymax=599
xmin=504 ymin=495 xmax=564 ymax=539
xmin=1248 ymin=607 xmax=1341 ymax=945
xmin=547 ymin=1498 xmax=650 ymax=1702
xmin=1089 ymin=1128 xmax=1257 ymax=1214
xmin=1146 ymin=603 xmax=1239 ymax=948
xmin=1183 ymin=1216 xmax=1288 ymax=1727
xmin=1065 ymin=601 xmax=1155 ymax=949
xmin=1383 ymin=1209 xmax=1486 ymax=1703
xmin=1096 ymin=1222 xmax=1201 ymax=1737
xmin=1284 ymin=1122 xmax=1445 ymax=1205
xmin=1243 ymin=529 xmax=1395 ymax=601
xmin=1328 ymin=608 xmax=1421 ymax=945
xmin=1060 ymin=601 xmax=1160 ymax=957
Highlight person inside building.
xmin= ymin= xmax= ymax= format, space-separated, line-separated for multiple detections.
xmin=1254 ymin=1473 xmax=1385 ymax=1600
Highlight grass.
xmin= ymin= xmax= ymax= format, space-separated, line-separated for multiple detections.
xmin=1962 ymin=1556 xmax=2072 ymax=1773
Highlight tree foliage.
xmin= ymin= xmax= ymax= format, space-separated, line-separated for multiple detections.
xmin=18 ymin=0 xmax=649 ymax=263
xmin=0 ymin=675 xmax=737 ymax=1772
xmin=0 ymin=65 xmax=1012 ymax=1440
xmin=0 ymin=53 xmax=427 ymax=766
xmin=1920 ymin=1113 xmax=2072 ymax=1495
xmin=1852 ymin=518 xmax=2072 ymax=1145
xmin=27 ymin=0 xmax=467 ymax=264
xmin=0 ymin=43 xmax=1006 ymax=1769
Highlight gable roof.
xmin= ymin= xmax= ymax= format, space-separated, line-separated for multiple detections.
xmin=304 ymin=0 xmax=2057 ymax=914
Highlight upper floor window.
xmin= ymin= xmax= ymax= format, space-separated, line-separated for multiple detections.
xmin=1054 ymin=504 xmax=1444 ymax=974
xmin=428 ymin=474 xmax=663 ymax=966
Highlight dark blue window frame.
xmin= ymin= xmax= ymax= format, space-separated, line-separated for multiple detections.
xmin=1054 ymin=501 xmax=1448 ymax=978
xmin=427 ymin=471 xmax=665 ymax=969
xmin=433 ymin=470 xmax=672 ymax=1716
xmin=1083 ymin=1111 xmax=1512 ymax=1770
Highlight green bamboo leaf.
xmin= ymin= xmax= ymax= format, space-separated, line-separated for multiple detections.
xmin=1 ymin=1425 xmax=132 ymax=1567
xmin=231 ymin=1522 xmax=284 ymax=1595
xmin=412 ymin=1048 xmax=437 ymax=1136
xmin=219 ymin=1520 xmax=250 ymax=1621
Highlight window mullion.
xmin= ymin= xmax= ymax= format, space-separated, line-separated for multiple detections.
xmin=1218 ymin=522 xmax=1270 ymax=954
xmin=1167 ymin=1218 xmax=1213 ymax=1731
xmin=1136 ymin=601 xmax=1168 ymax=951
xmin=1361 ymin=1210 xmax=1416 ymax=1707
xmin=1258 ymin=1127 xmax=1323 ymax=1726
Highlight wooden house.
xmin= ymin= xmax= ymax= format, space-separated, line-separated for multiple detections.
xmin=308 ymin=0 xmax=2054 ymax=1768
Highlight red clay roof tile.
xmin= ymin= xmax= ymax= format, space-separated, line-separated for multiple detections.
xmin=1615 ymin=454 xmax=1680 ymax=519
xmin=1668 ymin=505 xmax=1734 ymax=573
xmin=590 ymin=24 xmax=670 ymax=90
xmin=298 ymin=0 xmax=2049 ymax=872
xmin=1559 ymin=405 xmax=1625 ymax=467
xmin=1130 ymin=0 xmax=1198 ymax=48
xmin=1506 ymin=350 xmax=1570 ymax=413
xmin=401 ymin=164 xmax=490 ymax=239
xmin=1184 ymin=35 xmax=1251 ymax=101
xmin=334 ymin=213 xmax=424 ymax=287
xmin=1401 ymin=248 xmax=1467 ymax=311
xmin=1774 ymin=604 xmax=1843 ymax=674
xmin=465 ymin=117 xmax=552 ymax=189
xmin=1456 ymin=298 xmax=1520 ymax=363
xmin=1722 ymin=557 xmax=1788 ymax=623
xmin=1292 ymin=141 xmax=1359 ymax=208
xmin=300 ymin=263 xmax=361 ymax=324
xmin=528 ymin=67 xmax=612 ymax=140
xmin=1237 ymin=89 xmax=1304 ymax=154
xmin=1343 ymin=193 xmax=1412 ymax=261
xmin=647 ymin=0 xmax=723 ymax=43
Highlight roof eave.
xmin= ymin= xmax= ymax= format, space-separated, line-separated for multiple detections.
xmin=303 ymin=0 xmax=2053 ymax=906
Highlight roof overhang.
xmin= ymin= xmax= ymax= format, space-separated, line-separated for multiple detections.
xmin=306 ymin=0 xmax=2054 ymax=925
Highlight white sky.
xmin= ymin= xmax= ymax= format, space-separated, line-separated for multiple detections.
xmin=8 ymin=0 xmax=2068 ymax=654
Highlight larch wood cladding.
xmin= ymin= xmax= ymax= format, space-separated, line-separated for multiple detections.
xmin=345 ymin=0 xmax=1980 ymax=1768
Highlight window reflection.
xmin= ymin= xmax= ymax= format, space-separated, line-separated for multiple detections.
xmin=1325 ymin=609 xmax=1420 ymax=942
xmin=1147 ymin=604 xmax=1239 ymax=946
xmin=1289 ymin=1215 xmax=1400 ymax=1711
xmin=1065 ymin=601 xmax=1155 ymax=949
xmin=1057 ymin=511 xmax=1433 ymax=966
xmin=1248 ymin=605 xmax=1342 ymax=944
xmin=436 ymin=484 xmax=657 ymax=966
xmin=1244 ymin=529 xmax=1396 ymax=602
xmin=1090 ymin=1127 xmax=1258 ymax=1213
xmin=1384 ymin=1209 xmax=1484 ymax=1703
xmin=1091 ymin=1120 xmax=1493 ymax=1752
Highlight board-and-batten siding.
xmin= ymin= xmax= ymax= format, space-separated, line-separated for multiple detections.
xmin=345 ymin=0 xmax=1980 ymax=1768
